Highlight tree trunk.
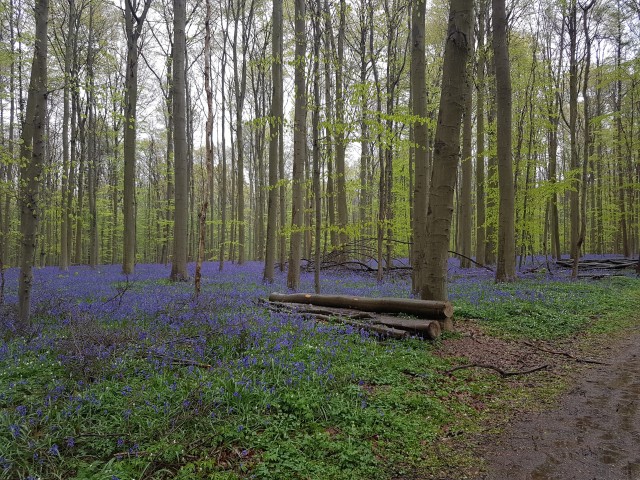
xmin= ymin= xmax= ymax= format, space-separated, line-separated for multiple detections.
xmin=170 ymin=0 xmax=189 ymax=281
xmin=287 ymin=0 xmax=306 ymax=290
xmin=263 ymin=0 xmax=282 ymax=282
xmin=202 ymin=0 xmax=214 ymax=274
xmin=459 ymin=37 xmax=474 ymax=269
xmin=18 ymin=0 xmax=48 ymax=332
xmin=475 ymin=2 xmax=486 ymax=266
xmin=60 ymin=0 xmax=75 ymax=271
xmin=87 ymin=4 xmax=98 ymax=268
xmin=493 ymin=0 xmax=515 ymax=283
xmin=219 ymin=45 xmax=228 ymax=271
xmin=411 ymin=0 xmax=429 ymax=293
xmin=122 ymin=0 xmax=151 ymax=274
xmin=268 ymin=292 xmax=454 ymax=320
xmin=568 ymin=1 xmax=580 ymax=278
xmin=334 ymin=0 xmax=349 ymax=254
xmin=312 ymin=11 xmax=322 ymax=293
xmin=420 ymin=0 xmax=473 ymax=301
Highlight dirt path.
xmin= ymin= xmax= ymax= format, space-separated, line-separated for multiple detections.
xmin=477 ymin=329 xmax=640 ymax=480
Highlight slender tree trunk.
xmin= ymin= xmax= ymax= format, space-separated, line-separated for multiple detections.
xmin=18 ymin=0 xmax=48 ymax=332
xmin=312 ymin=10 xmax=322 ymax=294
xmin=578 ymin=1 xmax=594 ymax=261
xmin=568 ymin=1 xmax=580 ymax=277
xmin=170 ymin=0 xmax=189 ymax=281
xmin=334 ymin=0 xmax=349 ymax=254
xmin=358 ymin=9 xmax=369 ymax=248
xmin=421 ymin=0 xmax=473 ymax=300
xmin=323 ymin=1 xmax=338 ymax=251
xmin=411 ymin=0 xmax=429 ymax=293
xmin=287 ymin=0 xmax=306 ymax=290
xmin=87 ymin=5 xmax=98 ymax=268
xmin=202 ymin=0 xmax=215 ymax=271
xmin=60 ymin=0 xmax=75 ymax=271
xmin=615 ymin=8 xmax=630 ymax=257
xmin=163 ymin=50 xmax=174 ymax=266
xmin=219 ymin=47 xmax=228 ymax=270
xmin=493 ymin=0 xmax=515 ymax=282
xmin=264 ymin=0 xmax=282 ymax=282
xmin=459 ymin=36 xmax=474 ymax=269
xmin=74 ymin=99 xmax=85 ymax=264
xmin=122 ymin=0 xmax=152 ymax=274
xmin=475 ymin=2 xmax=486 ymax=266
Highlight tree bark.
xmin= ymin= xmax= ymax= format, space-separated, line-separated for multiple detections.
xmin=286 ymin=0 xmax=306 ymax=290
xmin=268 ymin=292 xmax=454 ymax=320
xmin=170 ymin=0 xmax=189 ymax=281
xmin=334 ymin=0 xmax=349 ymax=254
xmin=459 ymin=33 xmax=474 ymax=269
xmin=264 ymin=0 xmax=282 ymax=282
xmin=411 ymin=0 xmax=429 ymax=293
xmin=122 ymin=0 xmax=152 ymax=275
xmin=18 ymin=0 xmax=48 ymax=332
xmin=475 ymin=2 xmax=486 ymax=266
xmin=568 ymin=0 xmax=580 ymax=277
xmin=420 ymin=0 xmax=473 ymax=301
xmin=493 ymin=0 xmax=515 ymax=282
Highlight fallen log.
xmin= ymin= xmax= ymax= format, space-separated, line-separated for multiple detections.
xmin=285 ymin=304 xmax=441 ymax=338
xmin=312 ymin=314 xmax=411 ymax=339
xmin=556 ymin=258 xmax=638 ymax=270
xmin=268 ymin=293 xmax=454 ymax=320
xmin=258 ymin=298 xmax=443 ymax=340
xmin=369 ymin=315 xmax=441 ymax=339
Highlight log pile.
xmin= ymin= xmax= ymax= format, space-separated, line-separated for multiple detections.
xmin=556 ymin=258 xmax=638 ymax=270
xmin=261 ymin=293 xmax=454 ymax=340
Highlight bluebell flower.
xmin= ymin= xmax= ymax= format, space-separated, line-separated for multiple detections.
xmin=9 ymin=424 xmax=20 ymax=439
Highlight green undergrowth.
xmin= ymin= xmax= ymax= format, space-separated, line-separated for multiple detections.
xmin=452 ymin=276 xmax=640 ymax=339
xmin=2 ymin=275 xmax=640 ymax=479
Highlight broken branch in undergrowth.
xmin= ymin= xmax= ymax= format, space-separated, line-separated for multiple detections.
xmin=522 ymin=341 xmax=611 ymax=365
xmin=448 ymin=250 xmax=495 ymax=272
xmin=147 ymin=351 xmax=212 ymax=369
xmin=445 ymin=363 xmax=549 ymax=377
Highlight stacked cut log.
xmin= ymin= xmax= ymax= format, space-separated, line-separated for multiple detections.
xmin=262 ymin=293 xmax=454 ymax=340
xmin=556 ymin=258 xmax=638 ymax=270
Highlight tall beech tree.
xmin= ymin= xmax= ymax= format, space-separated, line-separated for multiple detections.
xmin=419 ymin=0 xmax=473 ymax=301
xmin=170 ymin=0 xmax=188 ymax=281
xmin=411 ymin=0 xmax=429 ymax=294
xmin=493 ymin=0 xmax=515 ymax=282
xmin=263 ymin=0 xmax=283 ymax=283
xmin=122 ymin=0 xmax=152 ymax=275
xmin=475 ymin=0 xmax=487 ymax=267
xmin=18 ymin=0 xmax=49 ymax=331
xmin=286 ymin=0 xmax=306 ymax=290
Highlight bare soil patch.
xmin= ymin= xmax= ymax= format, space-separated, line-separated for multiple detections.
xmin=435 ymin=320 xmax=640 ymax=480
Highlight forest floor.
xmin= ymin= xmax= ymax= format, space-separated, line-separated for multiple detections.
xmin=433 ymin=311 xmax=640 ymax=480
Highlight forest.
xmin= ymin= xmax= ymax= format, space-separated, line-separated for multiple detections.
xmin=1 ymin=0 xmax=640 ymax=478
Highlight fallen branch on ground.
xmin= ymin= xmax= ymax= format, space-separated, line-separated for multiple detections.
xmin=148 ymin=351 xmax=212 ymax=369
xmin=522 ymin=341 xmax=610 ymax=365
xmin=445 ymin=363 xmax=549 ymax=377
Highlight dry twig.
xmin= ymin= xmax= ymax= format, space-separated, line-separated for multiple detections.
xmin=445 ymin=363 xmax=549 ymax=377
